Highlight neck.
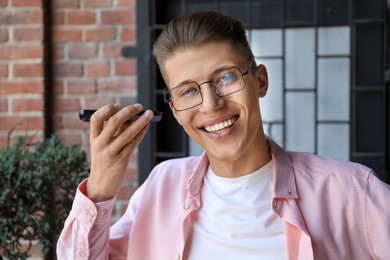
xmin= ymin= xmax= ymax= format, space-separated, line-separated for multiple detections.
xmin=208 ymin=136 xmax=272 ymax=178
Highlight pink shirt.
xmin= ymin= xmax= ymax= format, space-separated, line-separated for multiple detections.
xmin=57 ymin=138 xmax=390 ymax=259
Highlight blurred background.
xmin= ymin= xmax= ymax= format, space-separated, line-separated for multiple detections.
xmin=0 ymin=0 xmax=388 ymax=258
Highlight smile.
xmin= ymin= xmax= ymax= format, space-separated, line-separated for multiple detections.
xmin=203 ymin=116 xmax=238 ymax=133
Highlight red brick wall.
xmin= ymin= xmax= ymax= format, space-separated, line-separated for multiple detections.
xmin=0 ymin=0 xmax=45 ymax=147
xmin=0 ymin=0 xmax=138 ymax=258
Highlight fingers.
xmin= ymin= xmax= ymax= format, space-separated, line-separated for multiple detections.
xmin=110 ymin=110 xmax=153 ymax=155
xmin=90 ymin=104 xmax=153 ymax=156
xmin=86 ymin=106 xmax=153 ymax=202
xmin=99 ymin=104 xmax=144 ymax=140
xmin=90 ymin=104 xmax=122 ymax=138
xmin=90 ymin=103 xmax=143 ymax=139
xmin=117 ymin=120 xmax=150 ymax=159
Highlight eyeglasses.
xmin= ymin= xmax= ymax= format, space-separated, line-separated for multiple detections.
xmin=164 ymin=57 xmax=254 ymax=111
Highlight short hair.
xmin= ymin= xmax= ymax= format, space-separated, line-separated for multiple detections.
xmin=152 ymin=11 xmax=254 ymax=81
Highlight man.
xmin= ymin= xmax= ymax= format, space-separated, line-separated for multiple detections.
xmin=57 ymin=11 xmax=390 ymax=259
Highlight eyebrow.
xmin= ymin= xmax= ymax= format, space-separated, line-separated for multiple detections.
xmin=172 ymin=64 xmax=239 ymax=88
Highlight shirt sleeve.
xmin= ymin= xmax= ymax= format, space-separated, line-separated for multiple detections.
xmin=365 ymin=170 xmax=390 ymax=259
xmin=56 ymin=179 xmax=116 ymax=260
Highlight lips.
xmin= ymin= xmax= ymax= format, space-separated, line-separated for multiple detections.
xmin=203 ymin=115 xmax=238 ymax=133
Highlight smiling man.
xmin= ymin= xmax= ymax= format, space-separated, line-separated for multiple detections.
xmin=57 ymin=11 xmax=390 ymax=260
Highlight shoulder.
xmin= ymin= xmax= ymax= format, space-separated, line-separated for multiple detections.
xmin=284 ymin=151 xmax=390 ymax=200
xmin=287 ymin=151 xmax=374 ymax=186
xmin=269 ymin=137 xmax=373 ymax=184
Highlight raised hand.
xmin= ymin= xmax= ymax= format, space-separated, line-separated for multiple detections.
xmin=86 ymin=104 xmax=153 ymax=202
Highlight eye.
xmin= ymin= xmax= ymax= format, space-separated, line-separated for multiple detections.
xmin=177 ymin=84 xmax=199 ymax=98
xmin=215 ymin=72 xmax=238 ymax=87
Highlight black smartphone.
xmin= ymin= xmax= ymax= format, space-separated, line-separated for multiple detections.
xmin=79 ymin=109 xmax=162 ymax=123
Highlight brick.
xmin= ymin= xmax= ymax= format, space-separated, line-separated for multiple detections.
xmin=0 ymin=99 xmax=8 ymax=112
xmin=54 ymin=11 xmax=65 ymax=25
xmin=68 ymin=44 xmax=97 ymax=59
xmin=117 ymin=183 xmax=136 ymax=200
xmin=68 ymin=80 xmax=96 ymax=94
xmin=52 ymin=114 xmax=63 ymax=129
xmin=54 ymin=81 xmax=64 ymax=94
xmin=0 ymin=115 xmax=44 ymax=131
xmin=0 ymin=0 xmax=7 ymax=7
xmin=0 ymin=134 xmax=7 ymax=148
xmin=66 ymin=10 xmax=96 ymax=25
xmin=0 ymin=81 xmax=44 ymax=94
xmin=53 ymin=0 xmax=79 ymax=8
xmin=102 ymin=43 xmax=126 ymax=58
xmin=79 ymin=132 xmax=90 ymax=153
xmin=57 ymin=132 xmax=82 ymax=146
xmin=99 ymin=79 xmax=136 ymax=93
xmin=117 ymin=0 xmax=136 ymax=6
xmin=53 ymin=28 xmax=82 ymax=42
xmin=55 ymin=62 xmax=83 ymax=77
xmin=0 ymin=64 xmax=9 ymax=78
xmin=54 ymin=97 xmax=80 ymax=112
xmin=0 ymin=29 xmax=9 ymax=42
xmin=0 ymin=134 xmax=15 ymax=148
xmin=54 ymin=44 xmax=65 ymax=59
xmin=87 ymin=62 xmax=110 ymax=77
xmin=123 ymin=167 xmax=138 ymax=182
xmin=101 ymin=8 xmax=135 ymax=25
xmin=85 ymin=27 xmax=116 ymax=42
xmin=120 ymin=26 xmax=135 ymax=42
xmin=12 ymin=98 xmax=44 ymax=112
xmin=0 ymin=45 xmax=43 ymax=60
xmin=13 ymin=63 xmax=43 ymax=77
xmin=12 ymin=0 xmax=42 ymax=7
xmin=0 ymin=131 xmax=45 ymax=148
xmin=0 ymin=9 xmax=43 ymax=25
xmin=13 ymin=27 xmax=43 ymax=42
xmin=84 ymin=96 xmax=115 ymax=108
xmin=84 ymin=0 xmax=111 ymax=7
xmin=115 ymin=59 xmax=136 ymax=76
xmin=62 ymin=114 xmax=89 ymax=130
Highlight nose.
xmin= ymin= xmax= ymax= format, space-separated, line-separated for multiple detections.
xmin=198 ymin=82 xmax=225 ymax=112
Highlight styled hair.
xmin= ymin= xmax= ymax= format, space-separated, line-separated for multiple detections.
xmin=152 ymin=11 xmax=254 ymax=81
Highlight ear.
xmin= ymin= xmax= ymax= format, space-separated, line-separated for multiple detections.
xmin=255 ymin=64 xmax=268 ymax=98
xmin=169 ymin=102 xmax=183 ymax=126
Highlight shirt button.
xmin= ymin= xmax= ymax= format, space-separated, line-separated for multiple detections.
xmin=183 ymin=204 xmax=190 ymax=210
xmin=79 ymin=250 xmax=87 ymax=257
xmin=88 ymin=209 xmax=96 ymax=217
xmin=101 ymin=209 xmax=108 ymax=215
xmin=176 ymin=253 xmax=181 ymax=260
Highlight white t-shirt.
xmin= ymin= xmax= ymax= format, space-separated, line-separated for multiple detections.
xmin=186 ymin=160 xmax=286 ymax=260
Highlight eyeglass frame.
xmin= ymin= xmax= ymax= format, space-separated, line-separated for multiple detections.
xmin=163 ymin=57 xmax=254 ymax=112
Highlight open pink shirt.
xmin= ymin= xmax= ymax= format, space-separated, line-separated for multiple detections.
xmin=57 ymin=138 xmax=390 ymax=259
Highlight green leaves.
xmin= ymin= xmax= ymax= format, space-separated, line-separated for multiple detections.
xmin=0 ymin=135 xmax=89 ymax=259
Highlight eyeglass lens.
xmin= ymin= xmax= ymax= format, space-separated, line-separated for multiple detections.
xmin=167 ymin=67 xmax=246 ymax=111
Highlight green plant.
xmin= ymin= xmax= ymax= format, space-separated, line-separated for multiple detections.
xmin=0 ymin=134 xmax=89 ymax=259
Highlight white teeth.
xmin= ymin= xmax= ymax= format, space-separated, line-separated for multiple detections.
xmin=204 ymin=117 xmax=236 ymax=133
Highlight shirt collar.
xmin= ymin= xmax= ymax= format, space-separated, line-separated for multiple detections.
xmin=186 ymin=136 xmax=298 ymax=200
xmin=267 ymin=137 xmax=298 ymax=199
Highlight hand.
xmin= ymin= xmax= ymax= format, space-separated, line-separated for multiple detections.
xmin=86 ymin=104 xmax=153 ymax=202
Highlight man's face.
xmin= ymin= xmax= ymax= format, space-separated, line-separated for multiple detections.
xmin=164 ymin=42 xmax=268 ymax=167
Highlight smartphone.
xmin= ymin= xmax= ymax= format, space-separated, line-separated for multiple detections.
xmin=79 ymin=109 xmax=162 ymax=123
